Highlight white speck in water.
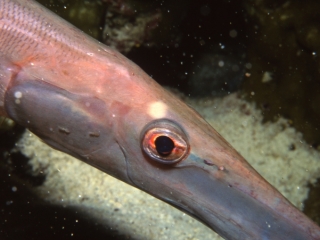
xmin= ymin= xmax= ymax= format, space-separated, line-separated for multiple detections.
xmin=232 ymin=65 xmax=240 ymax=72
xmin=12 ymin=186 xmax=17 ymax=192
xmin=229 ymin=29 xmax=237 ymax=38
xmin=245 ymin=63 xmax=252 ymax=69
xmin=218 ymin=60 xmax=225 ymax=67
xmin=262 ymin=71 xmax=273 ymax=83
xmin=78 ymin=195 xmax=82 ymax=198
xmin=200 ymin=5 xmax=211 ymax=16
xmin=312 ymin=52 xmax=316 ymax=56
xmin=199 ymin=39 xmax=205 ymax=45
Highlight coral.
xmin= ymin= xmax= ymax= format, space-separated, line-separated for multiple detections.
xmin=102 ymin=0 xmax=162 ymax=53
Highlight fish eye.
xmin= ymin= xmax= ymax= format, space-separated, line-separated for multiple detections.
xmin=140 ymin=119 xmax=189 ymax=164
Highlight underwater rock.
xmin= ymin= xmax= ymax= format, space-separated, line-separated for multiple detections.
xmin=102 ymin=0 xmax=189 ymax=54
xmin=37 ymin=0 xmax=106 ymax=39
xmin=243 ymin=0 xmax=320 ymax=145
xmin=102 ymin=0 xmax=162 ymax=53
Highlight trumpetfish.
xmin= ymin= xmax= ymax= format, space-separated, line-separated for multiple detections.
xmin=0 ymin=0 xmax=319 ymax=239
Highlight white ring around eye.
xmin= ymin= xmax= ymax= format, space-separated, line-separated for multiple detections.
xmin=140 ymin=119 xmax=190 ymax=164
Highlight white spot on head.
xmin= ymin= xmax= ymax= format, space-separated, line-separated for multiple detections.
xmin=148 ymin=101 xmax=167 ymax=119
xmin=14 ymin=91 xmax=22 ymax=99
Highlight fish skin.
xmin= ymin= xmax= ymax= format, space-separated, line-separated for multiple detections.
xmin=1 ymin=0 xmax=320 ymax=239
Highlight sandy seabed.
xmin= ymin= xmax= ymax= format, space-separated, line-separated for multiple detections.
xmin=17 ymin=93 xmax=320 ymax=240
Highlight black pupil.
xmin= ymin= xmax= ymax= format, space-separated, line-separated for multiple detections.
xmin=155 ymin=136 xmax=174 ymax=156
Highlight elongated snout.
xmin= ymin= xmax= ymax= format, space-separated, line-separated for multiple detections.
xmin=124 ymin=118 xmax=320 ymax=240
xmin=4 ymin=74 xmax=320 ymax=240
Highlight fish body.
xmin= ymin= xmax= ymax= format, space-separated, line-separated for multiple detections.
xmin=1 ymin=0 xmax=320 ymax=239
